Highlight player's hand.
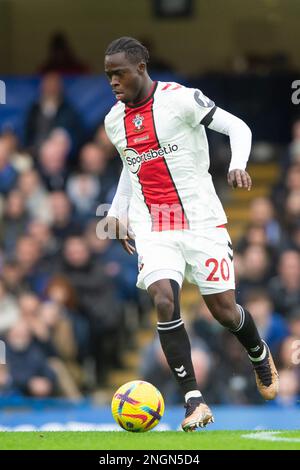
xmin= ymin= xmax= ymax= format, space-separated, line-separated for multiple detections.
xmin=227 ymin=169 xmax=252 ymax=191
xmin=107 ymin=216 xmax=136 ymax=255
xmin=120 ymin=232 xmax=136 ymax=255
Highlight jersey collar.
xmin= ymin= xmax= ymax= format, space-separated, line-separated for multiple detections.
xmin=126 ymin=81 xmax=158 ymax=109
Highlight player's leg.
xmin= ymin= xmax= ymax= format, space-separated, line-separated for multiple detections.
xmin=147 ymin=277 xmax=214 ymax=431
xmin=147 ymin=278 xmax=200 ymax=398
xmin=135 ymin=231 xmax=213 ymax=430
xmin=184 ymin=226 xmax=278 ymax=400
xmin=202 ymin=289 xmax=279 ymax=400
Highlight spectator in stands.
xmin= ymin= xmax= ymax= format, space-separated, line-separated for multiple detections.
xmin=61 ymin=236 xmax=118 ymax=323
xmin=248 ymin=197 xmax=281 ymax=247
xmin=236 ymin=224 xmax=268 ymax=252
xmin=216 ymin=329 xmax=260 ymax=404
xmin=0 ymin=129 xmax=31 ymax=174
xmin=61 ymin=236 xmax=123 ymax=383
xmin=236 ymin=223 xmax=278 ymax=265
xmin=37 ymin=133 xmax=70 ymax=191
xmin=138 ymin=37 xmax=175 ymax=73
xmin=0 ymin=190 xmax=30 ymax=256
xmin=79 ymin=143 xmax=107 ymax=175
xmin=0 ymin=365 xmax=17 ymax=397
xmin=48 ymin=191 xmax=80 ymax=243
xmin=84 ymin=220 xmax=112 ymax=260
xmin=78 ymin=142 xmax=118 ymax=201
xmin=287 ymin=308 xmax=300 ymax=337
xmin=283 ymin=220 xmax=300 ymax=252
xmin=18 ymin=291 xmax=53 ymax=356
xmin=18 ymin=169 xmax=51 ymax=223
xmin=236 ymin=245 xmax=271 ymax=303
xmin=17 ymin=292 xmax=82 ymax=398
xmin=277 ymin=335 xmax=300 ymax=388
xmin=0 ymin=278 xmax=20 ymax=336
xmin=39 ymin=32 xmax=90 ymax=75
xmin=94 ymin=124 xmax=117 ymax=161
xmin=15 ymin=236 xmax=52 ymax=295
xmin=27 ymin=220 xmax=60 ymax=264
xmin=282 ymin=189 xmax=300 ymax=232
xmin=24 ymin=72 xmax=84 ymax=157
xmin=0 ymin=130 xmax=19 ymax=157
xmin=231 ymin=252 xmax=244 ymax=286
xmin=268 ymin=250 xmax=300 ymax=317
xmin=93 ymin=125 xmax=122 ymax=176
xmin=273 ymin=164 xmax=300 ymax=215
xmin=66 ymin=173 xmax=100 ymax=224
xmin=275 ymin=368 xmax=300 ymax=407
xmin=280 ymin=118 xmax=300 ymax=173
xmin=0 ymin=138 xmax=18 ymax=195
xmin=5 ymin=320 xmax=57 ymax=397
xmin=0 ymin=261 xmax=25 ymax=296
xmin=286 ymin=164 xmax=300 ymax=192
xmin=189 ymin=293 xmax=223 ymax=356
xmin=45 ymin=275 xmax=90 ymax=362
xmin=49 ymin=127 xmax=72 ymax=154
xmin=244 ymin=289 xmax=289 ymax=354
xmin=39 ymin=301 xmax=80 ymax=375
xmin=39 ymin=300 xmax=76 ymax=359
xmin=85 ymin=220 xmax=138 ymax=301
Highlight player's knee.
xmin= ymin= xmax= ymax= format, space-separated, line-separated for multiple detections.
xmin=154 ymin=295 xmax=175 ymax=322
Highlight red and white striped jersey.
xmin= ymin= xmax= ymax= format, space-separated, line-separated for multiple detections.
xmin=104 ymin=81 xmax=227 ymax=233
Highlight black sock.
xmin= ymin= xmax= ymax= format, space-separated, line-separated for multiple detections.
xmin=157 ymin=320 xmax=200 ymax=397
xmin=230 ymin=305 xmax=266 ymax=360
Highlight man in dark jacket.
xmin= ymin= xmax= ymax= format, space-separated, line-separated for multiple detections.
xmin=24 ymin=72 xmax=84 ymax=158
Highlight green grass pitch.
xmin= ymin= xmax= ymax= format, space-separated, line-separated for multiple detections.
xmin=0 ymin=431 xmax=300 ymax=450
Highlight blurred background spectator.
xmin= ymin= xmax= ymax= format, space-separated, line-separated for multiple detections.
xmin=24 ymin=73 xmax=85 ymax=158
xmin=39 ymin=32 xmax=91 ymax=75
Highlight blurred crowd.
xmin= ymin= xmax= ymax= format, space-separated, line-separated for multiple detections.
xmin=0 ymin=72 xmax=149 ymax=399
xmin=0 ymin=70 xmax=300 ymax=408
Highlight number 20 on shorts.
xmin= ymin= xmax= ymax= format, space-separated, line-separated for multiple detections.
xmin=205 ymin=258 xmax=230 ymax=281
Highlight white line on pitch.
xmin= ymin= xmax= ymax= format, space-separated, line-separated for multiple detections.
xmin=242 ymin=431 xmax=300 ymax=443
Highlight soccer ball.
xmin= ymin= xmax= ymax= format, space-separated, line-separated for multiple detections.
xmin=111 ymin=380 xmax=165 ymax=432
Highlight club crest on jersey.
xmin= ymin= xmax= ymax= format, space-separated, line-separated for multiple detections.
xmin=132 ymin=114 xmax=144 ymax=132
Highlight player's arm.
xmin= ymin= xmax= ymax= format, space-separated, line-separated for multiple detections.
xmin=106 ymin=165 xmax=135 ymax=255
xmin=179 ymin=87 xmax=252 ymax=190
xmin=104 ymin=117 xmax=135 ymax=254
xmin=204 ymin=107 xmax=252 ymax=190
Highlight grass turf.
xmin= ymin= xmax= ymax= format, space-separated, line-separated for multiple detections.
xmin=0 ymin=430 xmax=300 ymax=450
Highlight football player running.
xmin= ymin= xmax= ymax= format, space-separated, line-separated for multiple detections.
xmin=104 ymin=37 xmax=279 ymax=431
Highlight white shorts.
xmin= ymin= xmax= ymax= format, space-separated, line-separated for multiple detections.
xmin=135 ymin=226 xmax=235 ymax=295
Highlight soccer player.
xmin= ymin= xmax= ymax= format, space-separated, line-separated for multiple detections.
xmin=104 ymin=37 xmax=279 ymax=431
